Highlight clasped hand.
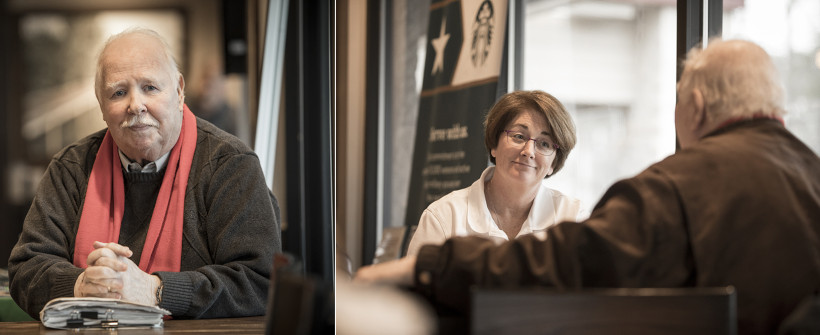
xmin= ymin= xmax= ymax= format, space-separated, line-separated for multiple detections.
xmin=73 ymin=241 xmax=161 ymax=306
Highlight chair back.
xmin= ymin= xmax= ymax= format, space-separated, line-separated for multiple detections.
xmin=264 ymin=254 xmax=332 ymax=335
xmin=372 ymin=225 xmax=418 ymax=264
xmin=472 ymin=286 xmax=737 ymax=335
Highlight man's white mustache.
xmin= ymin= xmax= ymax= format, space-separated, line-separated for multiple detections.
xmin=120 ymin=115 xmax=159 ymax=129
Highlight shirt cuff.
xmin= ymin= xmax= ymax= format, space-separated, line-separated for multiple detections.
xmin=414 ymin=244 xmax=441 ymax=298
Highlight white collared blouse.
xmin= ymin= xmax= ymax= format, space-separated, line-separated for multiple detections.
xmin=406 ymin=166 xmax=589 ymax=256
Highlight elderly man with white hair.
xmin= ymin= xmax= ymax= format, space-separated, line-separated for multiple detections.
xmin=9 ymin=28 xmax=281 ymax=319
xmin=355 ymin=39 xmax=820 ymax=334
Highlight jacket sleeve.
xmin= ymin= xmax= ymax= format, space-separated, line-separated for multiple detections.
xmin=413 ymin=167 xmax=695 ymax=312
xmin=155 ymin=151 xmax=281 ymax=319
xmin=8 ymin=159 xmax=86 ymax=319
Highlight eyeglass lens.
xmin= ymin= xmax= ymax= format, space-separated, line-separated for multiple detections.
xmin=505 ymin=130 xmax=556 ymax=156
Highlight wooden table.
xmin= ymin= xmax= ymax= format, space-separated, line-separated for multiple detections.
xmin=0 ymin=316 xmax=266 ymax=334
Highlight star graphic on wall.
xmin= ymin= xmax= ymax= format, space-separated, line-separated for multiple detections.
xmin=430 ymin=17 xmax=450 ymax=75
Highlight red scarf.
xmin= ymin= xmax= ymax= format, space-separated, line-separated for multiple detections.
xmin=73 ymin=105 xmax=197 ymax=273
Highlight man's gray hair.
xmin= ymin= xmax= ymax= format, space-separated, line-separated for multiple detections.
xmin=94 ymin=28 xmax=181 ymax=101
xmin=679 ymin=39 xmax=785 ymax=120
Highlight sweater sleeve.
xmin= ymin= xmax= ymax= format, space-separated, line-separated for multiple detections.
xmin=413 ymin=167 xmax=694 ymax=313
xmin=8 ymin=158 xmax=86 ymax=319
xmin=155 ymin=150 xmax=281 ymax=319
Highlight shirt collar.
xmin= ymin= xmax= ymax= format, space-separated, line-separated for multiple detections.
xmin=467 ymin=166 xmax=554 ymax=240
xmin=714 ymin=114 xmax=784 ymax=132
xmin=118 ymin=149 xmax=171 ymax=173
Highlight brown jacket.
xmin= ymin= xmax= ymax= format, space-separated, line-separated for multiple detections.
xmin=415 ymin=119 xmax=820 ymax=334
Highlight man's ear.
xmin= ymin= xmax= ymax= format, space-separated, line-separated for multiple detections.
xmin=177 ymin=74 xmax=186 ymax=109
xmin=691 ymin=88 xmax=707 ymax=131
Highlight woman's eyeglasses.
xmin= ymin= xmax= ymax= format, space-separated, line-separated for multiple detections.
xmin=503 ymin=130 xmax=559 ymax=156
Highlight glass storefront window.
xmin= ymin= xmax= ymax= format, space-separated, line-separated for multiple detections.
xmin=723 ymin=0 xmax=820 ymax=154
xmin=522 ymin=0 xmax=678 ymax=211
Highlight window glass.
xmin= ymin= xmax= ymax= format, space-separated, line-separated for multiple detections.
xmin=723 ymin=0 xmax=820 ymax=154
xmin=522 ymin=0 xmax=678 ymax=210
xmin=384 ymin=0 xmax=433 ymax=228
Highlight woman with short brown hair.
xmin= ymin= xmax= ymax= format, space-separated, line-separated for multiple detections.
xmin=407 ymin=90 xmax=587 ymax=255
